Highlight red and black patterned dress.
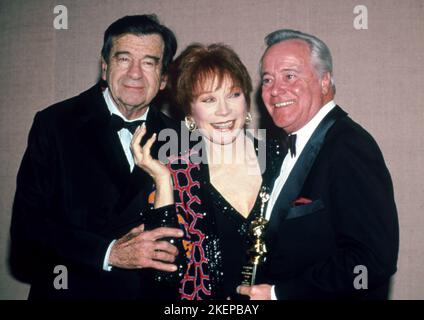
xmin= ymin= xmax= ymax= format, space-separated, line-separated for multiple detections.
xmin=164 ymin=134 xmax=283 ymax=300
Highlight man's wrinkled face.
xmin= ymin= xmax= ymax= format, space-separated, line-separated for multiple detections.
xmin=102 ymin=33 xmax=166 ymax=118
xmin=261 ymin=39 xmax=330 ymax=133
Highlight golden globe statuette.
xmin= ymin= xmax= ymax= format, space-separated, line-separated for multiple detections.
xmin=241 ymin=187 xmax=270 ymax=286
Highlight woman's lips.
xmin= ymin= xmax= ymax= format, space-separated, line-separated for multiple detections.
xmin=210 ymin=120 xmax=235 ymax=131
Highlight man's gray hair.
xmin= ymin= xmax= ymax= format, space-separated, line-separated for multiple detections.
xmin=264 ymin=29 xmax=336 ymax=93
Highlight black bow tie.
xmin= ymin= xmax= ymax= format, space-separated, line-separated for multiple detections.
xmin=110 ymin=114 xmax=145 ymax=134
xmin=286 ymin=134 xmax=297 ymax=158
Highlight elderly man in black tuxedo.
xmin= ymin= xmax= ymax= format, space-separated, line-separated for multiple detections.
xmin=238 ymin=29 xmax=399 ymax=299
xmin=10 ymin=15 xmax=183 ymax=299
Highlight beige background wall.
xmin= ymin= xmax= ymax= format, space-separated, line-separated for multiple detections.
xmin=0 ymin=0 xmax=423 ymax=299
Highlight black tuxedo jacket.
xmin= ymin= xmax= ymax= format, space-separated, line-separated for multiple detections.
xmin=10 ymin=83 xmax=179 ymax=299
xmin=259 ymin=106 xmax=399 ymax=299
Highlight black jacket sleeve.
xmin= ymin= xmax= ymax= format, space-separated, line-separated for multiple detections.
xmin=274 ymin=127 xmax=399 ymax=299
xmin=10 ymin=113 xmax=111 ymax=275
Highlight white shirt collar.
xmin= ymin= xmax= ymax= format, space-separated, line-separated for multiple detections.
xmin=291 ymin=100 xmax=336 ymax=159
xmin=103 ymin=87 xmax=149 ymax=122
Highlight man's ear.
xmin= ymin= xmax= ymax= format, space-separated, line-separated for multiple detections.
xmin=159 ymin=74 xmax=168 ymax=91
xmin=320 ymin=72 xmax=331 ymax=95
xmin=101 ymin=57 xmax=108 ymax=81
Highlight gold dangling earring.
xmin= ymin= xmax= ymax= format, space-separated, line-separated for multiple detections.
xmin=185 ymin=116 xmax=197 ymax=132
xmin=245 ymin=112 xmax=252 ymax=125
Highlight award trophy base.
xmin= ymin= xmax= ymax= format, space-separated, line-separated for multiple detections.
xmin=241 ymin=264 xmax=256 ymax=286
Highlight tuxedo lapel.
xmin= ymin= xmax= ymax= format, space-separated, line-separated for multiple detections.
xmin=76 ymin=87 xmax=170 ymax=198
xmin=76 ymin=87 xmax=177 ymax=221
xmin=266 ymin=106 xmax=346 ymax=238
xmin=76 ymin=84 xmax=131 ymax=191
xmin=92 ymin=125 xmax=132 ymax=188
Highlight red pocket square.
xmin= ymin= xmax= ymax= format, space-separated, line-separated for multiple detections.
xmin=292 ymin=197 xmax=313 ymax=206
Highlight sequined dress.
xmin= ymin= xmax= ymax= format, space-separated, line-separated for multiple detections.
xmin=206 ymin=182 xmax=265 ymax=298
xmin=165 ymin=134 xmax=283 ymax=300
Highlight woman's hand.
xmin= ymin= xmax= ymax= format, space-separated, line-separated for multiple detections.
xmin=131 ymin=123 xmax=170 ymax=181
xmin=131 ymin=124 xmax=174 ymax=208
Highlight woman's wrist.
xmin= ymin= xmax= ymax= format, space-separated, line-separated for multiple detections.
xmin=153 ymin=174 xmax=174 ymax=208
xmin=154 ymin=174 xmax=173 ymax=187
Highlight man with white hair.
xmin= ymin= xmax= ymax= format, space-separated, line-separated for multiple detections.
xmin=238 ymin=29 xmax=399 ymax=300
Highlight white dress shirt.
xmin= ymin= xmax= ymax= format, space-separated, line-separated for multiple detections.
xmin=266 ymin=100 xmax=336 ymax=299
xmin=102 ymin=88 xmax=149 ymax=271
xmin=103 ymin=88 xmax=149 ymax=171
